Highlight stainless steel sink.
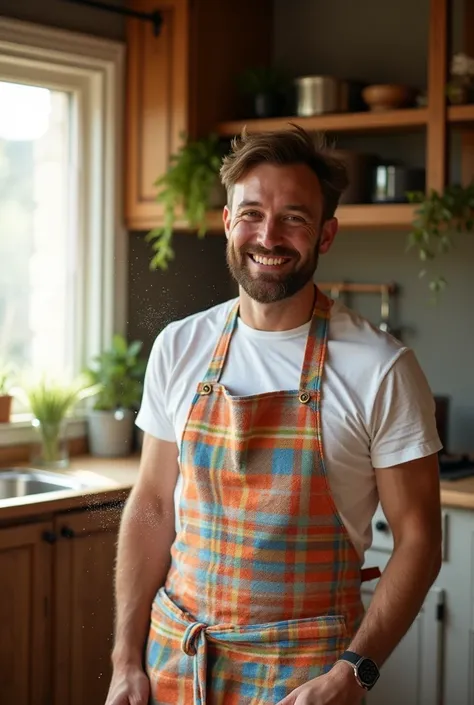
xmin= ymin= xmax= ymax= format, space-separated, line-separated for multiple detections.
xmin=0 ymin=468 xmax=97 ymax=501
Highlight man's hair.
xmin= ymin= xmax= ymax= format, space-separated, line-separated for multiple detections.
xmin=220 ymin=124 xmax=349 ymax=223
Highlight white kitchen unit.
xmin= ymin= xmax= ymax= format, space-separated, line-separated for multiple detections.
xmin=363 ymin=504 xmax=474 ymax=705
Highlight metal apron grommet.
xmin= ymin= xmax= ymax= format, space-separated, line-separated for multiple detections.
xmin=201 ymin=383 xmax=213 ymax=395
xmin=299 ymin=391 xmax=310 ymax=404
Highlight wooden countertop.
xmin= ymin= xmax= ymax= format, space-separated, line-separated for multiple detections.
xmin=440 ymin=476 xmax=474 ymax=510
xmin=1 ymin=454 xmax=474 ymax=523
xmin=0 ymin=454 xmax=140 ymax=523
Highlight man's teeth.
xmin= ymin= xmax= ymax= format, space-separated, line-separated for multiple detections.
xmin=252 ymin=255 xmax=287 ymax=266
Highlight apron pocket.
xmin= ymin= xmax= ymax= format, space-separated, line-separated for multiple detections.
xmin=208 ymin=614 xmax=350 ymax=705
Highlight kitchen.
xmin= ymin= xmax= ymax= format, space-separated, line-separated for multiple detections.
xmin=0 ymin=0 xmax=474 ymax=704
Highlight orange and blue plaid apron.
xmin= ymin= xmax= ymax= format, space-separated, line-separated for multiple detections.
xmin=146 ymin=288 xmax=379 ymax=704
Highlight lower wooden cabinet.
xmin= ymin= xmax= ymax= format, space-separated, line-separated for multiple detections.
xmin=0 ymin=504 xmax=122 ymax=705
xmin=0 ymin=522 xmax=52 ymax=705
xmin=52 ymin=506 xmax=122 ymax=705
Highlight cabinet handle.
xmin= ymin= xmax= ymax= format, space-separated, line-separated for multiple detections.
xmin=42 ymin=530 xmax=57 ymax=544
xmin=60 ymin=526 xmax=75 ymax=539
xmin=375 ymin=520 xmax=389 ymax=533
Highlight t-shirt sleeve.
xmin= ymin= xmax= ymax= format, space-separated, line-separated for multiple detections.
xmin=135 ymin=331 xmax=176 ymax=443
xmin=370 ymin=349 xmax=442 ymax=468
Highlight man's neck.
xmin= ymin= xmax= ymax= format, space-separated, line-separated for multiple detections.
xmin=238 ymin=283 xmax=316 ymax=332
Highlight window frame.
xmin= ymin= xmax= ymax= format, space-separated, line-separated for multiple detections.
xmin=0 ymin=17 xmax=126 ymax=445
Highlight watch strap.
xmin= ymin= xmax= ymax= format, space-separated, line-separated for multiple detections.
xmin=339 ymin=650 xmax=361 ymax=666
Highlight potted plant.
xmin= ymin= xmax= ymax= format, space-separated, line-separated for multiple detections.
xmin=236 ymin=65 xmax=288 ymax=118
xmin=86 ymin=335 xmax=146 ymax=457
xmin=147 ymin=133 xmax=226 ymax=270
xmin=407 ymin=182 xmax=474 ymax=294
xmin=13 ymin=374 xmax=99 ymax=469
xmin=0 ymin=360 xmax=15 ymax=423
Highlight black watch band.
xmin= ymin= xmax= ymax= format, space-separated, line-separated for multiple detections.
xmin=338 ymin=650 xmax=380 ymax=691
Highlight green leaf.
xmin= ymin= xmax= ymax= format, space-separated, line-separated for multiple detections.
xmin=145 ymin=134 xmax=224 ymax=270
xmin=407 ymin=180 xmax=474 ymax=294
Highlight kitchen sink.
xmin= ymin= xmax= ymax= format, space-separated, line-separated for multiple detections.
xmin=0 ymin=468 xmax=99 ymax=501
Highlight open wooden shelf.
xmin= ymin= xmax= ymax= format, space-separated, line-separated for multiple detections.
xmin=335 ymin=203 xmax=416 ymax=228
xmin=203 ymin=203 xmax=416 ymax=232
xmin=448 ymin=103 xmax=474 ymax=124
xmin=216 ymin=108 xmax=428 ymax=137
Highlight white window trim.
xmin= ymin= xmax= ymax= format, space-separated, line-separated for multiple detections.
xmin=0 ymin=17 xmax=126 ymax=446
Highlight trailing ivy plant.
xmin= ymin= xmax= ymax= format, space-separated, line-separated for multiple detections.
xmin=406 ymin=182 xmax=474 ymax=294
xmin=146 ymin=133 xmax=224 ymax=270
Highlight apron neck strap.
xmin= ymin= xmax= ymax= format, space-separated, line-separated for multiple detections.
xmin=203 ymin=288 xmax=333 ymax=387
xmin=203 ymin=300 xmax=240 ymax=383
xmin=300 ymin=287 xmax=332 ymax=392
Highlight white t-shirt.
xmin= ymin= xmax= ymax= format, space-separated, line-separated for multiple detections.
xmin=136 ymin=298 xmax=442 ymax=561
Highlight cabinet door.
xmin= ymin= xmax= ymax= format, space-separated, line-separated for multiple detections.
xmin=0 ymin=521 xmax=53 ymax=705
xmin=52 ymin=505 xmax=122 ymax=705
xmin=362 ymin=583 xmax=445 ymax=705
xmin=126 ymin=0 xmax=189 ymax=230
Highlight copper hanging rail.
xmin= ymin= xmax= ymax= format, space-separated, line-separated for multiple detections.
xmin=61 ymin=0 xmax=163 ymax=36
xmin=318 ymin=282 xmax=397 ymax=295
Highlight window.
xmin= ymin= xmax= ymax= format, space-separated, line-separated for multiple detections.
xmin=0 ymin=18 xmax=125 ymax=440
xmin=0 ymin=81 xmax=76 ymax=375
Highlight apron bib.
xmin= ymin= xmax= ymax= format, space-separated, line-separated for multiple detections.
xmin=146 ymin=288 xmax=378 ymax=704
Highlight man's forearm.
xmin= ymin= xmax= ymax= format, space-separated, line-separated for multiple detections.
xmin=112 ymin=488 xmax=176 ymax=668
xmin=347 ymin=538 xmax=442 ymax=666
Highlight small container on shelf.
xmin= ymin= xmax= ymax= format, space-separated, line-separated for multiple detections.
xmin=371 ymin=164 xmax=425 ymax=203
xmin=362 ymin=84 xmax=414 ymax=112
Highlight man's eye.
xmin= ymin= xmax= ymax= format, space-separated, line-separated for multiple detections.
xmin=241 ymin=211 xmax=262 ymax=219
xmin=284 ymin=215 xmax=305 ymax=223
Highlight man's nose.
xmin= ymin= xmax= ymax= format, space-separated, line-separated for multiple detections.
xmin=256 ymin=218 xmax=283 ymax=250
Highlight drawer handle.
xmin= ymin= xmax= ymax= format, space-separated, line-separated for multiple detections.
xmin=375 ymin=520 xmax=390 ymax=533
xmin=60 ymin=526 xmax=75 ymax=539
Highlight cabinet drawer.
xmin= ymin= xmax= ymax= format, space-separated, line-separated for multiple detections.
xmin=370 ymin=505 xmax=448 ymax=560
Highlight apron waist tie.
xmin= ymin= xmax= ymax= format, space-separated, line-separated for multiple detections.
xmin=179 ymin=620 xmax=209 ymax=705
xmin=154 ymin=580 xmax=379 ymax=705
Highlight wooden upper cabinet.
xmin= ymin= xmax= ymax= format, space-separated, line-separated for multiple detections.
xmin=126 ymin=0 xmax=189 ymax=230
xmin=125 ymin=0 xmax=273 ymax=230
xmin=0 ymin=522 xmax=52 ymax=705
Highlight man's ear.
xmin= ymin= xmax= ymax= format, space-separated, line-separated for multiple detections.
xmin=223 ymin=205 xmax=232 ymax=239
xmin=318 ymin=217 xmax=338 ymax=255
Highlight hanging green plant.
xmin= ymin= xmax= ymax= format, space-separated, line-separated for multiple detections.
xmin=406 ymin=182 xmax=474 ymax=294
xmin=146 ymin=133 xmax=226 ymax=270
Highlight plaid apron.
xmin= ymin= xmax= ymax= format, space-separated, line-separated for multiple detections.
xmin=146 ymin=288 xmax=379 ymax=704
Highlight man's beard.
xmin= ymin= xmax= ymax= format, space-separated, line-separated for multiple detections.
xmin=226 ymin=240 xmax=320 ymax=304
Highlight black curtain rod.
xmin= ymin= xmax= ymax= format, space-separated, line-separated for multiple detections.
xmin=62 ymin=0 xmax=163 ymax=36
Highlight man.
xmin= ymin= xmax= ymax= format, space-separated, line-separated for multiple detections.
xmin=106 ymin=126 xmax=442 ymax=705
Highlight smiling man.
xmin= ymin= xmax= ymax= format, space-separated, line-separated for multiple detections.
xmin=106 ymin=126 xmax=443 ymax=705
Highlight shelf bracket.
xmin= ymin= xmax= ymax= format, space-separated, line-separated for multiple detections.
xmin=61 ymin=0 xmax=163 ymax=36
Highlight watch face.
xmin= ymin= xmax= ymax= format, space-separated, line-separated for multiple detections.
xmin=358 ymin=658 xmax=380 ymax=687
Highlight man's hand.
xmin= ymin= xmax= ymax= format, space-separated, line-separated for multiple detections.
xmin=276 ymin=661 xmax=365 ymax=705
xmin=105 ymin=665 xmax=150 ymax=705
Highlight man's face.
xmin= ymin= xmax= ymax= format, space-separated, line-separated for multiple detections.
xmin=224 ymin=163 xmax=337 ymax=304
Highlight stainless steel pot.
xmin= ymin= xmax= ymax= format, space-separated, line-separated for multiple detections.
xmin=294 ymin=76 xmax=348 ymax=116
xmin=372 ymin=165 xmax=425 ymax=203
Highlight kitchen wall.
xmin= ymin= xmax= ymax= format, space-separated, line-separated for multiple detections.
xmin=127 ymin=231 xmax=233 ymax=354
xmin=274 ymin=0 xmax=474 ymax=453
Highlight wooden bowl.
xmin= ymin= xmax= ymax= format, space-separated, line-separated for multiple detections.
xmin=362 ymin=84 xmax=412 ymax=111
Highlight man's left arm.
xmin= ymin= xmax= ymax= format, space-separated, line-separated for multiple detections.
xmin=333 ymin=452 xmax=442 ymax=674
xmin=278 ymin=453 xmax=442 ymax=705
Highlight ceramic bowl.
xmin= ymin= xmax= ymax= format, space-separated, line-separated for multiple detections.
xmin=362 ymin=84 xmax=412 ymax=111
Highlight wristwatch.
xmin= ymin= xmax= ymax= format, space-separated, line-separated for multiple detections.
xmin=337 ymin=651 xmax=380 ymax=691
